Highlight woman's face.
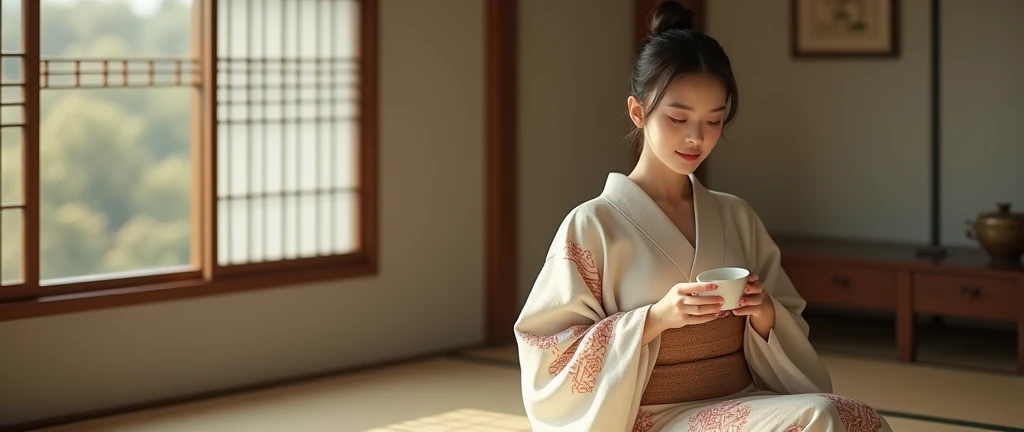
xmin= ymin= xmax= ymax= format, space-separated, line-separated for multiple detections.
xmin=628 ymin=73 xmax=728 ymax=175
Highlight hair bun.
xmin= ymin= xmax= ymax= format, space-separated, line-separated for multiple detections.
xmin=649 ymin=1 xmax=696 ymax=35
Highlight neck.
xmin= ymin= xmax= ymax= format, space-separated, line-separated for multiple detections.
xmin=628 ymin=146 xmax=695 ymax=202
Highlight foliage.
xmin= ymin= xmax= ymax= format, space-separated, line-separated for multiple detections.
xmin=1 ymin=0 xmax=193 ymax=282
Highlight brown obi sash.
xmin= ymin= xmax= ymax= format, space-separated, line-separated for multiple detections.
xmin=640 ymin=315 xmax=753 ymax=406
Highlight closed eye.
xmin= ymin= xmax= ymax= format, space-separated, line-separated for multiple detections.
xmin=670 ymin=117 xmax=686 ymax=124
xmin=707 ymin=120 xmax=722 ymax=125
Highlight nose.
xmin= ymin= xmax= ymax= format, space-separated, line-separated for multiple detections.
xmin=685 ymin=124 xmax=703 ymax=145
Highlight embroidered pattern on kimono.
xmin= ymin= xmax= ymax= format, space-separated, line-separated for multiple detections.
xmin=633 ymin=410 xmax=655 ymax=432
xmin=821 ymin=393 xmax=884 ymax=432
xmin=686 ymin=400 xmax=751 ymax=432
xmin=565 ymin=238 xmax=603 ymax=303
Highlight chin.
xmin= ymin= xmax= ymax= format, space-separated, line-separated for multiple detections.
xmin=662 ymin=162 xmax=699 ymax=176
xmin=658 ymin=154 xmax=701 ymax=176
xmin=671 ymin=164 xmax=699 ymax=176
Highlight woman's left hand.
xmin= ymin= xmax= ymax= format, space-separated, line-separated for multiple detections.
xmin=730 ymin=273 xmax=768 ymax=316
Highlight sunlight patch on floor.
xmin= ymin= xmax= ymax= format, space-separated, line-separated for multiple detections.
xmin=364 ymin=409 xmax=531 ymax=432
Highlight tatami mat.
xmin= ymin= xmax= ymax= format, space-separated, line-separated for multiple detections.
xmin=884 ymin=417 xmax=990 ymax=432
xmin=456 ymin=344 xmax=1024 ymax=431
xmin=39 ymin=358 xmax=524 ymax=432
xmin=36 ymin=345 xmax=1024 ymax=432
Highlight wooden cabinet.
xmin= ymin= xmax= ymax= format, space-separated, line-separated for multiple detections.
xmin=777 ymin=236 xmax=1024 ymax=374
xmin=786 ymin=263 xmax=897 ymax=311
xmin=912 ymin=274 xmax=1018 ymax=321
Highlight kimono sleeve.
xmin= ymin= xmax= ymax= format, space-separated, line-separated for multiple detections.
xmin=514 ymin=210 xmax=654 ymax=432
xmin=742 ymin=209 xmax=835 ymax=395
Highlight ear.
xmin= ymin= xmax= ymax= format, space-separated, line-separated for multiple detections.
xmin=627 ymin=96 xmax=645 ymax=128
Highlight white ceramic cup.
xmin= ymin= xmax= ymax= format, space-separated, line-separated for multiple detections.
xmin=695 ymin=267 xmax=750 ymax=311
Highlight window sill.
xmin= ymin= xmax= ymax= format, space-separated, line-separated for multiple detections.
xmin=0 ymin=256 xmax=377 ymax=322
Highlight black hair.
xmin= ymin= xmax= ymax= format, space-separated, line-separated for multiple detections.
xmin=628 ymin=1 xmax=739 ymax=156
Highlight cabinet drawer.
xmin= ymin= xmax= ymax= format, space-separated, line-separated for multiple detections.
xmin=912 ymin=274 xmax=1018 ymax=320
xmin=785 ymin=263 xmax=897 ymax=310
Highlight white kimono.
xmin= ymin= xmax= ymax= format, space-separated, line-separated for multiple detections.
xmin=515 ymin=173 xmax=893 ymax=432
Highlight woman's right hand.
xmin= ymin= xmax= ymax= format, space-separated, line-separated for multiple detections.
xmin=642 ymin=282 xmax=728 ymax=346
xmin=651 ymin=282 xmax=728 ymax=330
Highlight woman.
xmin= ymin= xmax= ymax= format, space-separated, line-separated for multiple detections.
xmin=514 ymin=3 xmax=893 ymax=431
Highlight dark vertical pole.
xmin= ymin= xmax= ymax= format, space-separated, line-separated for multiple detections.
xmin=23 ymin=0 xmax=40 ymax=286
xmin=930 ymin=0 xmax=941 ymax=248
xmin=485 ymin=0 xmax=518 ymax=345
xmin=358 ymin=0 xmax=379 ymax=266
xmin=197 ymin=0 xmax=219 ymax=278
xmin=918 ymin=0 xmax=944 ymax=259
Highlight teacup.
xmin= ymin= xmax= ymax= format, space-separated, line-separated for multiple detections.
xmin=695 ymin=267 xmax=750 ymax=311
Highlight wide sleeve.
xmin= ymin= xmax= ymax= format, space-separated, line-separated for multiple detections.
xmin=741 ymin=210 xmax=834 ymax=395
xmin=514 ymin=211 xmax=655 ymax=432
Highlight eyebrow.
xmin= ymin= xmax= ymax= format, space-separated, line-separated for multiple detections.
xmin=667 ymin=102 xmax=727 ymax=112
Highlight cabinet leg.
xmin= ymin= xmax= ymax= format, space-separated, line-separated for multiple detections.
xmin=897 ymin=272 xmax=915 ymax=363
xmin=1018 ymin=317 xmax=1023 ymax=375
xmin=1018 ymin=279 xmax=1024 ymax=374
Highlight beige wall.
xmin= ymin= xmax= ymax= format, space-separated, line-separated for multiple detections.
xmin=704 ymin=0 xmax=933 ymax=244
xmin=940 ymin=0 xmax=1024 ymax=247
xmin=0 ymin=0 xmax=485 ymax=426
xmin=704 ymin=0 xmax=1024 ymax=246
xmin=517 ymin=0 xmax=635 ymax=304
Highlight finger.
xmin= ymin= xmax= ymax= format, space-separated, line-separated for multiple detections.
xmin=748 ymin=273 xmax=759 ymax=282
xmin=689 ymin=312 xmax=729 ymax=325
xmin=683 ymin=303 xmax=723 ymax=316
xmin=680 ymin=295 xmax=723 ymax=306
xmin=730 ymin=305 xmax=760 ymax=316
xmin=737 ymin=294 xmax=763 ymax=308
xmin=743 ymin=282 xmax=762 ymax=294
xmin=677 ymin=282 xmax=718 ymax=295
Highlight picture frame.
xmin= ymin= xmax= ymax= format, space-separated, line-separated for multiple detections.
xmin=791 ymin=0 xmax=899 ymax=58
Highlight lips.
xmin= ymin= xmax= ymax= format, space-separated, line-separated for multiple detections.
xmin=676 ymin=151 xmax=700 ymax=161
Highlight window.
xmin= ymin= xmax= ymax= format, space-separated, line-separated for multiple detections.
xmin=0 ymin=0 xmax=378 ymax=319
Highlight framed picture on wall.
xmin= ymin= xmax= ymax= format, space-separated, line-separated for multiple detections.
xmin=791 ymin=0 xmax=899 ymax=57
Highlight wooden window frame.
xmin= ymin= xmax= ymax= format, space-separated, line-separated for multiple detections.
xmin=0 ymin=0 xmax=379 ymax=322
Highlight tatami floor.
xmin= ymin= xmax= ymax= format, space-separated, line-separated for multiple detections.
xmin=38 ymin=341 xmax=1024 ymax=432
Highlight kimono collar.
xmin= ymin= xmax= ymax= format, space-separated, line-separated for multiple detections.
xmin=599 ymin=172 xmax=726 ymax=281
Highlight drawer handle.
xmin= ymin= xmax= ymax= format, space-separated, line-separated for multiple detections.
xmin=959 ymin=286 xmax=981 ymax=298
xmin=829 ymin=275 xmax=851 ymax=289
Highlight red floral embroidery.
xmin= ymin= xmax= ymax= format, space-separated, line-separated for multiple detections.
xmin=565 ymin=239 xmax=603 ymax=303
xmin=521 ymin=325 xmax=589 ymax=352
xmin=633 ymin=410 xmax=655 ymax=432
xmin=687 ymin=400 xmax=751 ymax=432
xmin=548 ymin=337 xmax=580 ymax=375
xmin=564 ymin=313 xmax=623 ymax=393
xmin=784 ymin=426 xmax=805 ymax=432
xmin=571 ymin=325 xmax=590 ymax=338
xmin=521 ymin=315 xmax=621 ymax=393
xmin=520 ymin=333 xmax=559 ymax=350
xmin=820 ymin=394 xmax=882 ymax=432
xmin=521 ymin=323 xmax=597 ymax=377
